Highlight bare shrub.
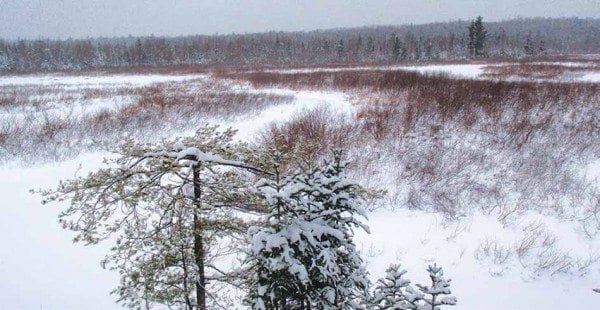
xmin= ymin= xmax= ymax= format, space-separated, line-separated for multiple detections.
xmin=482 ymin=62 xmax=600 ymax=80
xmin=475 ymin=221 xmax=599 ymax=277
xmin=260 ymin=107 xmax=355 ymax=166
xmin=475 ymin=239 xmax=513 ymax=266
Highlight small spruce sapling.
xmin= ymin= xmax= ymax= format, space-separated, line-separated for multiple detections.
xmin=416 ymin=264 xmax=457 ymax=310
xmin=371 ymin=264 xmax=424 ymax=309
xmin=245 ymin=151 xmax=371 ymax=309
xmin=372 ymin=263 xmax=456 ymax=310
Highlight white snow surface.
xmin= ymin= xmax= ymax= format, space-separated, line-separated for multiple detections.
xmin=0 ymin=73 xmax=205 ymax=87
xmin=529 ymin=61 xmax=592 ymax=67
xmin=355 ymin=209 xmax=600 ymax=310
xmin=262 ymin=62 xmax=600 ymax=83
xmin=579 ymin=72 xmax=600 ymax=83
xmin=397 ymin=64 xmax=486 ymax=79
xmin=0 ymin=153 xmax=118 ymax=309
xmin=262 ymin=64 xmax=487 ymax=79
xmin=0 ymin=73 xmax=208 ymax=124
xmin=1 ymin=73 xmax=599 ymax=309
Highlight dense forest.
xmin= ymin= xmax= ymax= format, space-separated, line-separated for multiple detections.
xmin=1 ymin=17 xmax=599 ymax=73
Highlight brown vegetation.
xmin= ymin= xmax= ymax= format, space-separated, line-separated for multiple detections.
xmin=482 ymin=61 xmax=600 ymax=80
xmin=229 ymin=65 xmax=600 ymax=236
xmin=0 ymin=78 xmax=293 ymax=162
xmin=218 ymin=68 xmax=599 ymax=129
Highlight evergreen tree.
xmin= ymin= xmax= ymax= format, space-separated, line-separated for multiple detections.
xmin=468 ymin=16 xmax=487 ymax=57
xmin=416 ymin=264 xmax=457 ymax=310
xmin=366 ymin=36 xmax=376 ymax=59
xmin=372 ymin=263 xmax=457 ymax=310
xmin=337 ymin=38 xmax=346 ymax=60
xmin=371 ymin=264 xmax=424 ymax=309
xmin=356 ymin=34 xmax=363 ymax=60
xmin=246 ymin=151 xmax=370 ymax=309
xmin=538 ymin=39 xmax=547 ymax=55
xmin=40 ymin=126 xmax=264 ymax=309
xmin=524 ymin=33 xmax=535 ymax=56
xmin=392 ymin=34 xmax=403 ymax=61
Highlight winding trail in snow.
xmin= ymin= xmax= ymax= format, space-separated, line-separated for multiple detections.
xmin=227 ymin=89 xmax=355 ymax=141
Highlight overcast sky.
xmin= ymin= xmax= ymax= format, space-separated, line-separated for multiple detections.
xmin=1 ymin=0 xmax=599 ymax=40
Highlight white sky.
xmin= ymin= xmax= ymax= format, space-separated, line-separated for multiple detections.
xmin=1 ymin=0 xmax=599 ymax=39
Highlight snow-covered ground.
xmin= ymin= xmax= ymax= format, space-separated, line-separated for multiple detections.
xmin=0 ymin=73 xmax=208 ymax=123
xmin=222 ymin=89 xmax=355 ymax=141
xmin=395 ymin=64 xmax=486 ymax=79
xmin=0 ymin=153 xmax=118 ymax=309
xmin=261 ymin=63 xmax=487 ymax=79
xmin=580 ymin=72 xmax=600 ymax=83
xmin=355 ymin=209 xmax=600 ymax=310
xmin=262 ymin=61 xmax=600 ymax=82
xmin=1 ymin=71 xmax=599 ymax=309
xmin=0 ymin=75 xmax=358 ymax=309
xmin=0 ymin=73 xmax=205 ymax=87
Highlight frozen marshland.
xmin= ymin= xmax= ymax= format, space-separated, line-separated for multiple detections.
xmin=1 ymin=60 xmax=600 ymax=309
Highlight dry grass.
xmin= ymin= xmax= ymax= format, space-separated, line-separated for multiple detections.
xmin=241 ymin=65 xmax=600 ymax=243
xmin=0 ymin=78 xmax=293 ymax=163
xmin=218 ymin=69 xmax=599 ymax=125
xmin=482 ymin=62 xmax=600 ymax=80
xmin=475 ymin=221 xmax=599 ymax=277
xmin=260 ymin=107 xmax=356 ymax=166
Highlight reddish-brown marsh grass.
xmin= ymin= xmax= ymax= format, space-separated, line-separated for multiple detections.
xmin=219 ymin=68 xmax=599 ymax=131
xmin=261 ymin=107 xmax=356 ymax=163
xmin=0 ymin=78 xmax=294 ymax=162
xmin=483 ymin=62 xmax=600 ymax=80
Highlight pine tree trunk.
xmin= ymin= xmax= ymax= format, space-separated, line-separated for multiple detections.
xmin=193 ymin=167 xmax=207 ymax=309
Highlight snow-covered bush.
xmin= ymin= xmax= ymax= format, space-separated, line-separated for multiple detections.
xmin=372 ymin=263 xmax=457 ymax=310
xmin=245 ymin=151 xmax=370 ymax=309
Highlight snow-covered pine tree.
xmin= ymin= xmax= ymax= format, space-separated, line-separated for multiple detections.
xmin=245 ymin=158 xmax=312 ymax=309
xmin=302 ymin=151 xmax=371 ymax=307
xmin=371 ymin=264 xmax=424 ymax=310
xmin=416 ymin=264 xmax=457 ymax=310
xmin=245 ymin=151 xmax=370 ymax=309
xmin=39 ymin=126 xmax=265 ymax=309
xmin=372 ymin=263 xmax=456 ymax=310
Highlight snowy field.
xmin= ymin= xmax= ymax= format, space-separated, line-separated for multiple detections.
xmin=1 ymin=63 xmax=600 ymax=309
xmin=260 ymin=64 xmax=486 ymax=79
xmin=260 ymin=60 xmax=600 ymax=82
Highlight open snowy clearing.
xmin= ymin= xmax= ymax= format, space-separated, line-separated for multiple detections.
xmin=1 ymin=72 xmax=599 ymax=309
xmin=0 ymin=75 xmax=358 ymax=309
xmin=259 ymin=61 xmax=600 ymax=82
xmin=0 ymin=73 xmax=206 ymax=87
xmin=0 ymin=73 xmax=208 ymax=124
xmin=259 ymin=63 xmax=488 ymax=79
xmin=581 ymin=72 xmax=600 ymax=83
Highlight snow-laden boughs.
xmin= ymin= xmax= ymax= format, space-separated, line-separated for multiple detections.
xmin=245 ymin=151 xmax=371 ymax=309
xmin=371 ymin=264 xmax=423 ymax=309
xmin=372 ymin=263 xmax=456 ymax=310
xmin=38 ymin=125 xmax=265 ymax=310
xmin=416 ymin=264 xmax=457 ymax=310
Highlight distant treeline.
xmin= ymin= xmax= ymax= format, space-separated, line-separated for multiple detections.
xmin=1 ymin=17 xmax=599 ymax=73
